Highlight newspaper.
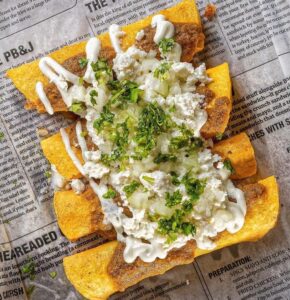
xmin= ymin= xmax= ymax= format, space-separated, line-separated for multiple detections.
xmin=0 ymin=0 xmax=289 ymax=299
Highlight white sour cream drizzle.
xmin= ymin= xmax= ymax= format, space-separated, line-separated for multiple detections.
xmin=109 ymin=24 xmax=125 ymax=53
xmin=35 ymin=82 xmax=54 ymax=115
xmin=37 ymin=57 xmax=80 ymax=107
xmin=151 ymin=15 xmax=175 ymax=43
xmin=60 ymin=128 xmax=85 ymax=176
xmin=84 ymin=37 xmax=101 ymax=83
xmin=75 ymin=121 xmax=88 ymax=160
xmin=38 ymin=15 xmax=247 ymax=263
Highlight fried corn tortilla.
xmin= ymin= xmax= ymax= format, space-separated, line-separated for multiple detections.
xmin=212 ymin=132 xmax=257 ymax=179
xmin=63 ymin=176 xmax=279 ymax=300
xmin=6 ymin=0 xmax=203 ymax=113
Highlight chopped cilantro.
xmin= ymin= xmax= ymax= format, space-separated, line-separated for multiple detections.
xmin=182 ymin=200 xmax=193 ymax=212
xmin=215 ymin=132 xmax=223 ymax=141
xmin=135 ymin=103 xmax=170 ymax=158
xmin=154 ymin=62 xmax=171 ymax=80
xmin=69 ymin=101 xmax=86 ymax=115
xmin=170 ymin=171 xmax=180 ymax=186
xmin=44 ymin=170 xmax=51 ymax=179
xmin=158 ymin=38 xmax=175 ymax=54
xmin=21 ymin=260 xmax=36 ymax=280
xmin=165 ymin=190 xmax=183 ymax=207
xmin=89 ymin=90 xmax=98 ymax=106
xmin=0 ymin=132 xmax=4 ymax=142
xmin=158 ymin=209 xmax=196 ymax=242
xmin=111 ymin=120 xmax=129 ymax=160
xmin=79 ymin=57 xmax=88 ymax=69
xmin=102 ymin=188 xmax=117 ymax=199
xmin=78 ymin=77 xmax=84 ymax=85
xmin=170 ymin=127 xmax=203 ymax=152
xmin=154 ymin=153 xmax=177 ymax=164
xmin=107 ymin=80 xmax=141 ymax=108
xmin=224 ymin=159 xmax=235 ymax=174
xmin=91 ymin=59 xmax=112 ymax=81
xmin=80 ymin=131 xmax=88 ymax=137
xmin=182 ymin=175 xmax=206 ymax=202
xmin=142 ymin=176 xmax=155 ymax=184
xmin=49 ymin=271 xmax=57 ymax=279
xmin=181 ymin=222 xmax=196 ymax=235
xmin=93 ymin=106 xmax=115 ymax=132
xmin=123 ymin=181 xmax=140 ymax=197
xmin=100 ymin=120 xmax=130 ymax=165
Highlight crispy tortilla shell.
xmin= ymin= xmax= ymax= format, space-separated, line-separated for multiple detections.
xmin=54 ymin=187 xmax=113 ymax=242
xmin=201 ymin=62 xmax=232 ymax=138
xmin=63 ymin=176 xmax=279 ymax=299
xmin=212 ymin=132 xmax=257 ymax=179
xmin=40 ymin=125 xmax=83 ymax=179
xmin=6 ymin=0 xmax=202 ymax=114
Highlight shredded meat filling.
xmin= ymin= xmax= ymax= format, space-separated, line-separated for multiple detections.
xmin=107 ymin=241 xmax=196 ymax=290
xmin=42 ymin=47 xmax=116 ymax=112
xmin=135 ymin=22 xmax=204 ymax=62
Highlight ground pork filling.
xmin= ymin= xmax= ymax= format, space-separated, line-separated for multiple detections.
xmin=36 ymin=15 xmax=246 ymax=263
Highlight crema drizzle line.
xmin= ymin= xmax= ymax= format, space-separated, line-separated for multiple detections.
xmin=60 ymin=128 xmax=85 ymax=176
xmin=109 ymin=24 xmax=125 ymax=53
xmin=35 ymin=82 xmax=54 ymax=115
xmin=151 ymin=15 xmax=175 ymax=44
xmin=75 ymin=121 xmax=88 ymax=160
xmin=84 ymin=37 xmax=101 ymax=83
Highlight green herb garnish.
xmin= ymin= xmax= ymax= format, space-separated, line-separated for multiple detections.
xmin=170 ymin=171 xmax=180 ymax=186
xmin=0 ymin=132 xmax=4 ymax=142
xmin=170 ymin=127 xmax=203 ymax=152
xmin=91 ymin=59 xmax=112 ymax=81
xmin=49 ymin=271 xmax=57 ymax=279
xmin=215 ymin=132 xmax=223 ymax=140
xmin=69 ymin=101 xmax=86 ymax=115
xmin=135 ymin=103 xmax=170 ymax=158
xmin=223 ymin=159 xmax=235 ymax=174
xmin=21 ymin=260 xmax=36 ymax=280
xmin=90 ymin=90 xmax=98 ymax=106
xmin=103 ymin=188 xmax=117 ymax=199
xmin=80 ymin=131 xmax=88 ymax=137
xmin=142 ymin=176 xmax=155 ymax=184
xmin=158 ymin=209 xmax=196 ymax=243
xmin=158 ymin=38 xmax=175 ymax=54
xmin=154 ymin=153 xmax=177 ymax=164
xmin=182 ymin=200 xmax=193 ymax=212
xmin=165 ymin=190 xmax=183 ymax=207
xmin=154 ymin=62 xmax=171 ymax=80
xmin=78 ymin=77 xmax=84 ymax=85
xmin=123 ymin=181 xmax=140 ymax=197
xmin=93 ymin=106 xmax=115 ymax=132
xmin=182 ymin=175 xmax=206 ymax=202
xmin=44 ymin=170 xmax=51 ymax=179
xmin=79 ymin=57 xmax=88 ymax=69
xmin=107 ymin=80 xmax=141 ymax=108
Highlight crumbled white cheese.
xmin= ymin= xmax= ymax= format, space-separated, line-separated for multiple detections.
xmin=135 ymin=29 xmax=145 ymax=41
xmin=140 ymin=171 xmax=171 ymax=197
xmin=71 ymin=179 xmax=85 ymax=194
xmin=83 ymin=161 xmax=110 ymax=179
xmin=84 ymin=150 xmax=101 ymax=162
xmin=166 ymin=92 xmax=207 ymax=136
